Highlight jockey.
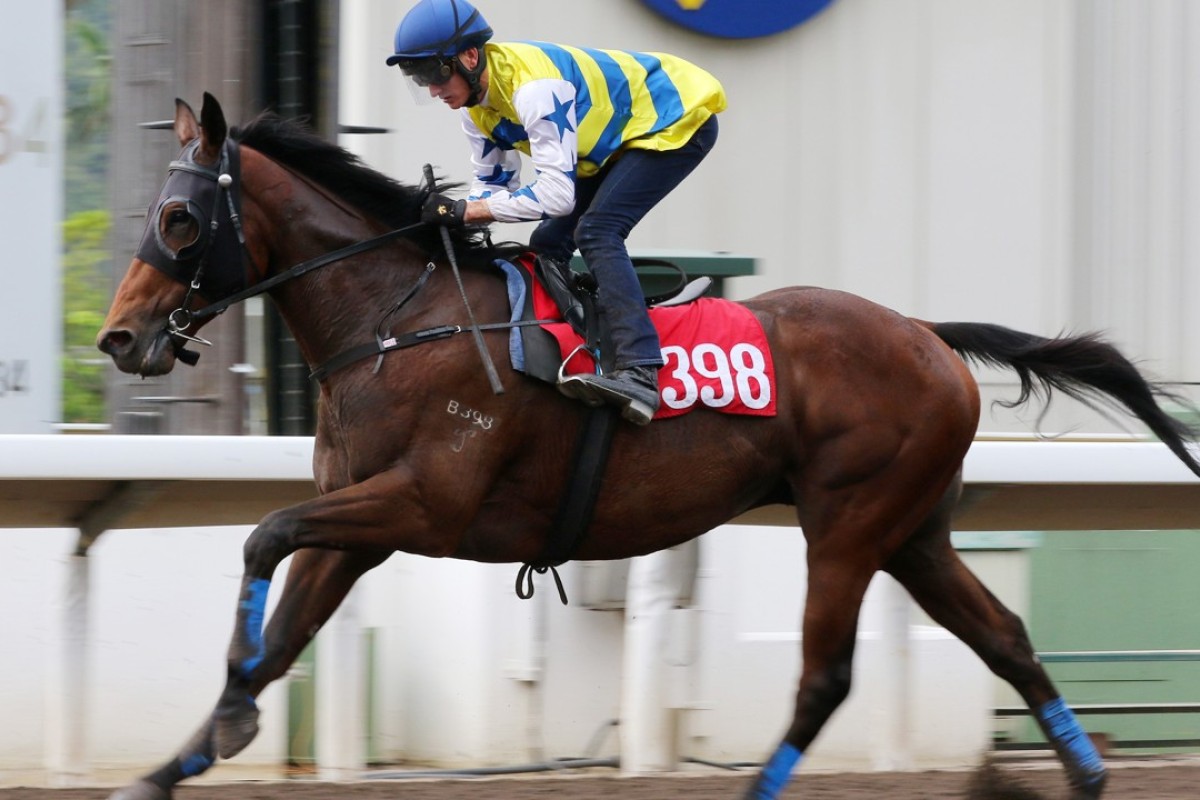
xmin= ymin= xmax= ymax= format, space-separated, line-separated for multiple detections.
xmin=388 ymin=0 xmax=726 ymax=425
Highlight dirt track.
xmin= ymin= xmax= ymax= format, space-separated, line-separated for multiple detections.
xmin=3 ymin=760 xmax=1199 ymax=799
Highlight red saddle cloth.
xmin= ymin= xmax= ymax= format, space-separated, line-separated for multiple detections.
xmin=523 ymin=257 xmax=777 ymax=420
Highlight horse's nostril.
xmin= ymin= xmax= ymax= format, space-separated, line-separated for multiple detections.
xmin=98 ymin=329 xmax=133 ymax=356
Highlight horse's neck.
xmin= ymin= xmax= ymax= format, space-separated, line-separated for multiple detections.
xmin=240 ymin=151 xmax=429 ymax=370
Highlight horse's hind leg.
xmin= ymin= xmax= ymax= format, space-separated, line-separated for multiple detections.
xmin=109 ymin=547 xmax=386 ymax=800
xmin=741 ymin=534 xmax=879 ymax=798
xmin=883 ymin=478 xmax=1107 ymax=799
xmin=742 ymin=426 xmax=975 ymax=798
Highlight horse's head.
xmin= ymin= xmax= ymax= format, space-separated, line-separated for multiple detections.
xmin=97 ymin=93 xmax=248 ymax=376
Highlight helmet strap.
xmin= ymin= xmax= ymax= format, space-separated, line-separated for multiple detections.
xmin=453 ymin=48 xmax=488 ymax=107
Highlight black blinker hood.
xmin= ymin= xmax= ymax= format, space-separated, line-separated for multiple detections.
xmin=135 ymin=138 xmax=246 ymax=303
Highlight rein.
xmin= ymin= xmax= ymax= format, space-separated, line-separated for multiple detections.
xmin=191 ymin=223 xmax=425 ymax=323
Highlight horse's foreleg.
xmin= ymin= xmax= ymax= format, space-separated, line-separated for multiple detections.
xmin=743 ymin=552 xmax=874 ymax=800
xmin=214 ymin=546 xmax=390 ymax=759
xmin=111 ymin=470 xmax=421 ymax=800
xmin=209 ymin=467 xmax=438 ymax=760
xmin=885 ymin=526 xmax=1107 ymax=799
xmin=108 ymin=547 xmax=387 ymax=800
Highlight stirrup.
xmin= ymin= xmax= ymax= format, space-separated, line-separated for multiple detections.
xmin=557 ymin=344 xmax=600 ymax=383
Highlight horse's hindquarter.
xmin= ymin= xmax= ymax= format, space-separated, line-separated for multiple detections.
xmin=748 ymin=286 xmax=980 ymax=436
xmin=729 ymin=288 xmax=978 ymax=546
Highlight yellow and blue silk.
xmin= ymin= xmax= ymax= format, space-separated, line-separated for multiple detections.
xmin=464 ymin=41 xmax=725 ymax=221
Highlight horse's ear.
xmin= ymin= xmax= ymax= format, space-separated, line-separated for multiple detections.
xmin=174 ymin=98 xmax=200 ymax=147
xmin=197 ymin=92 xmax=228 ymax=164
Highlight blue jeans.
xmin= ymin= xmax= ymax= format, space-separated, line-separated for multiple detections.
xmin=530 ymin=115 xmax=719 ymax=370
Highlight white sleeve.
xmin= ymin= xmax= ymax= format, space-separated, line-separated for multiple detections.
xmin=462 ymin=111 xmax=523 ymax=201
xmin=479 ymin=78 xmax=579 ymax=223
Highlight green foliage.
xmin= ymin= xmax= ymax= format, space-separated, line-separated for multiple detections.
xmin=62 ymin=210 xmax=111 ymax=423
xmin=62 ymin=0 xmax=112 ymax=424
xmin=65 ymin=6 xmax=110 ymax=214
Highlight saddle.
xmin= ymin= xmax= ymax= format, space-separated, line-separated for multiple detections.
xmin=513 ymin=253 xmax=713 ymax=382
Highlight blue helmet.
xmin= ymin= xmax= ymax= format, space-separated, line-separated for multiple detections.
xmin=386 ymin=0 xmax=493 ymax=64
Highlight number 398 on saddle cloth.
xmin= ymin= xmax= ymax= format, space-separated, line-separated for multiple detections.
xmin=533 ymin=281 xmax=778 ymax=421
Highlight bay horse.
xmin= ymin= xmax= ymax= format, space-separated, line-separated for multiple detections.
xmin=97 ymin=94 xmax=1200 ymax=800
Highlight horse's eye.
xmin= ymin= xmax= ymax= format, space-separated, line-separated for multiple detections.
xmin=166 ymin=208 xmax=191 ymax=226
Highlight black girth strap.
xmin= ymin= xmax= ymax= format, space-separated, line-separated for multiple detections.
xmin=310 ymin=325 xmax=460 ymax=383
xmin=516 ymin=405 xmax=621 ymax=605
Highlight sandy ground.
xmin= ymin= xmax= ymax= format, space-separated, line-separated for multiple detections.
xmin=3 ymin=757 xmax=1199 ymax=799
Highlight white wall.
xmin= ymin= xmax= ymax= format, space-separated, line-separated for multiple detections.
xmin=340 ymin=0 xmax=1073 ymax=322
xmin=0 ymin=3 xmax=62 ymax=432
xmin=0 ymin=530 xmax=74 ymax=769
xmin=0 ymin=527 xmax=286 ymax=776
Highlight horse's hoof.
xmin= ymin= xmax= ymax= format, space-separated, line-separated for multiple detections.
xmin=108 ymin=780 xmax=170 ymax=800
xmin=1071 ymin=771 xmax=1108 ymax=799
xmin=213 ymin=698 xmax=260 ymax=759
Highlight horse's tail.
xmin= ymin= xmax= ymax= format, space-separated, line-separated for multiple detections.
xmin=923 ymin=320 xmax=1200 ymax=478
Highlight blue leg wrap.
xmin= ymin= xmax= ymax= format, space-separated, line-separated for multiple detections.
xmin=238 ymin=578 xmax=270 ymax=677
xmin=1037 ymin=697 xmax=1105 ymax=780
xmin=179 ymin=752 xmax=214 ymax=778
xmin=746 ymin=743 xmax=803 ymax=800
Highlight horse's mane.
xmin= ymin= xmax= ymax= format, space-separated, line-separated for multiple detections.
xmin=230 ymin=113 xmax=523 ymax=266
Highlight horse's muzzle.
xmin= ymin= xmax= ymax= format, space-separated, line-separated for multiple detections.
xmin=97 ymin=326 xmax=178 ymax=377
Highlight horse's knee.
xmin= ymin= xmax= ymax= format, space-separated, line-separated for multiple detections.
xmin=808 ymin=661 xmax=854 ymax=709
xmin=242 ymin=509 xmax=295 ymax=575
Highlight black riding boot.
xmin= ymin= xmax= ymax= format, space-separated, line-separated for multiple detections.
xmin=557 ymin=364 xmax=660 ymax=426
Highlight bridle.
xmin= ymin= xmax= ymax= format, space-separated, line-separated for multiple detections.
xmin=136 ymin=136 xmax=425 ymax=367
xmin=135 ymin=138 xmax=249 ymax=361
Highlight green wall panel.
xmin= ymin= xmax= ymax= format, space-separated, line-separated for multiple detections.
xmin=1024 ymin=531 xmax=1200 ymax=751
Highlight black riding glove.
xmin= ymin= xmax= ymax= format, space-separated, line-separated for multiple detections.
xmin=421 ymin=193 xmax=467 ymax=228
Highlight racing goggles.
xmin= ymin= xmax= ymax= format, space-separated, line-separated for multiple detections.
xmin=395 ymin=57 xmax=456 ymax=87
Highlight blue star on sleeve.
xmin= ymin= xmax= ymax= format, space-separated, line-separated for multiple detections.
xmin=482 ymin=163 xmax=516 ymax=186
xmin=542 ymin=94 xmax=575 ymax=141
